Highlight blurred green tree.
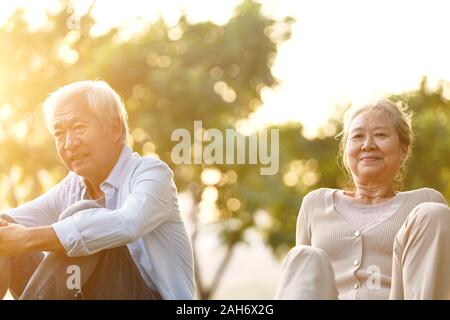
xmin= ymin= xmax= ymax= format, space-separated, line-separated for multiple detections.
xmin=392 ymin=78 xmax=450 ymax=200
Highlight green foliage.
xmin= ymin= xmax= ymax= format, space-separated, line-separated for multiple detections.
xmin=392 ymin=79 xmax=450 ymax=199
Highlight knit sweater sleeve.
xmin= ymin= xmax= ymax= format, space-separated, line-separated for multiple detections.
xmin=296 ymin=191 xmax=314 ymax=246
xmin=426 ymin=188 xmax=448 ymax=205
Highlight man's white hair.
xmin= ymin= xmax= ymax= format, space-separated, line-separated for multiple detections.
xmin=43 ymin=80 xmax=129 ymax=143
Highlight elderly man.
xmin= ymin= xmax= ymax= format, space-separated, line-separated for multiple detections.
xmin=0 ymin=80 xmax=195 ymax=300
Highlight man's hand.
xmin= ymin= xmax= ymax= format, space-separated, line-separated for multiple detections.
xmin=0 ymin=218 xmax=65 ymax=256
xmin=0 ymin=218 xmax=30 ymax=256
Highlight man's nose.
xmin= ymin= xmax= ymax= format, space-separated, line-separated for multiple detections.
xmin=64 ymin=132 xmax=79 ymax=150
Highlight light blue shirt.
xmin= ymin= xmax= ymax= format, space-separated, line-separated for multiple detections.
xmin=3 ymin=145 xmax=195 ymax=299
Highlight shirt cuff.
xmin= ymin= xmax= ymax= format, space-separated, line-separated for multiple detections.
xmin=52 ymin=217 xmax=89 ymax=256
xmin=0 ymin=213 xmax=16 ymax=223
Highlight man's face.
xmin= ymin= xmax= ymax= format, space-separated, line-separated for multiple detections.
xmin=50 ymin=103 xmax=122 ymax=186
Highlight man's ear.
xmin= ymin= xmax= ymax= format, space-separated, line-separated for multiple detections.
xmin=111 ymin=117 xmax=123 ymax=143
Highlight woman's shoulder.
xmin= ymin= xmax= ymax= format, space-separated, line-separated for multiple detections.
xmin=400 ymin=187 xmax=447 ymax=204
xmin=301 ymin=188 xmax=337 ymax=203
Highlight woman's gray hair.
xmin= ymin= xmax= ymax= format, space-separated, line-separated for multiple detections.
xmin=337 ymin=99 xmax=413 ymax=190
xmin=43 ymin=80 xmax=129 ymax=143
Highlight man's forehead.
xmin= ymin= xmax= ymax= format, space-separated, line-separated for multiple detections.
xmin=52 ymin=104 xmax=91 ymax=125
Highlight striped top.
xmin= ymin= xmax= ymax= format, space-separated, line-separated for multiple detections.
xmin=296 ymin=187 xmax=447 ymax=299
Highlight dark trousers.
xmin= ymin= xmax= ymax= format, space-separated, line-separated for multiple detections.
xmin=1 ymin=246 xmax=160 ymax=300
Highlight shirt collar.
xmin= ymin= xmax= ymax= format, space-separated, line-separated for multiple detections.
xmin=103 ymin=144 xmax=133 ymax=190
xmin=78 ymin=144 xmax=133 ymax=191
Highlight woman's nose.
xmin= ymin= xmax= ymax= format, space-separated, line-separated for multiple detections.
xmin=361 ymin=136 xmax=376 ymax=150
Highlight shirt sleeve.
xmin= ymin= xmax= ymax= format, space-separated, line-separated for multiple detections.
xmin=1 ymin=176 xmax=69 ymax=227
xmin=296 ymin=192 xmax=312 ymax=246
xmin=52 ymin=159 xmax=180 ymax=257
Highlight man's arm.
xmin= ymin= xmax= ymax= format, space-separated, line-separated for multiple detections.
xmin=0 ymin=219 xmax=64 ymax=256
xmin=52 ymin=160 xmax=178 ymax=257
xmin=1 ymin=175 xmax=73 ymax=229
xmin=24 ymin=225 xmax=65 ymax=252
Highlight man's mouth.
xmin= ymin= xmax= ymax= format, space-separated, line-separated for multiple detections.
xmin=69 ymin=155 xmax=87 ymax=161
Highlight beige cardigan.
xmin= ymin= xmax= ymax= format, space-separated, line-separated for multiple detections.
xmin=296 ymin=187 xmax=447 ymax=299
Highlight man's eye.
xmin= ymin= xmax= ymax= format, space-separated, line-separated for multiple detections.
xmin=74 ymin=125 xmax=86 ymax=132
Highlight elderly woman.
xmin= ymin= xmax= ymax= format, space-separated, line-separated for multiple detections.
xmin=275 ymin=100 xmax=450 ymax=300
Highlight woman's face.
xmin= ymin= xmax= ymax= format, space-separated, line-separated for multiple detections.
xmin=345 ymin=110 xmax=407 ymax=185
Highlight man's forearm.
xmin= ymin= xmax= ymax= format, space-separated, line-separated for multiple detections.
xmin=23 ymin=226 xmax=65 ymax=252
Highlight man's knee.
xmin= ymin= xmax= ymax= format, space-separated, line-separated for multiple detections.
xmin=59 ymin=200 xmax=102 ymax=221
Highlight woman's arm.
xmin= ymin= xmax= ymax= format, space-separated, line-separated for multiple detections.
xmin=296 ymin=193 xmax=312 ymax=246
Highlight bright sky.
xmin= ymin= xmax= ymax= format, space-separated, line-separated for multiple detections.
xmin=2 ymin=0 xmax=450 ymax=137
xmin=254 ymin=0 xmax=450 ymax=137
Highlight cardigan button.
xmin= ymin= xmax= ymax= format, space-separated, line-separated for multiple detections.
xmin=353 ymin=283 xmax=359 ymax=290
xmin=354 ymin=230 xmax=361 ymax=237
xmin=353 ymin=259 xmax=360 ymax=266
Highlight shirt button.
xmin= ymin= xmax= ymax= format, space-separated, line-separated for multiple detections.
xmin=353 ymin=283 xmax=359 ymax=290
xmin=354 ymin=230 xmax=361 ymax=237
xmin=353 ymin=259 xmax=359 ymax=266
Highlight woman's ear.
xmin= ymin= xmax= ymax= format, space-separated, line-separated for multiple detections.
xmin=400 ymin=144 xmax=409 ymax=162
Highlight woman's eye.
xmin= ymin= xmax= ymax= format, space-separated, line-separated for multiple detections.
xmin=352 ymin=134 xmax=363 ymax=139
xmin=375 ymin=133 xmax=387 ymax=137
